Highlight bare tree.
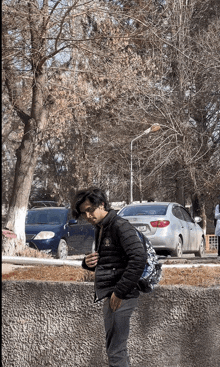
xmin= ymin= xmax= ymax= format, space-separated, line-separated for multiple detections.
xmin=2 ymin=0 xmax=116 ymax=254
xmin=122 ymin=0 xmax=220 ymax=211
xmin=35 ymin=0 xmax=220 ymax=211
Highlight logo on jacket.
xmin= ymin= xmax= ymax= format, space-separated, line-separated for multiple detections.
xmin=103 ymin=237 xmax=111 ymax=247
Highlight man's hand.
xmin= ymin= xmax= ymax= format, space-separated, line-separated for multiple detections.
xmin=110 ymin=292 xmax=122 ymax=312
xmin=85 ymin=252 xmax=99 ymax=268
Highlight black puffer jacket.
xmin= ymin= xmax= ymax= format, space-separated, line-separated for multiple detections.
xmin=82 ymin=209 xmax=147 ymax=302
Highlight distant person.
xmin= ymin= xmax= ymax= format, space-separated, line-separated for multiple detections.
xmin=214 ymin=195 xmax=220 ymax=256
xmin=72 ymin=187 xmax=146 ymax=367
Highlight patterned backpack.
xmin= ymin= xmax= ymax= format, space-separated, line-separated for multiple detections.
xmin=136 ymin=229 xmax=162 ymax=293
xmin=111 ymin=215 xmax=162 ymax=293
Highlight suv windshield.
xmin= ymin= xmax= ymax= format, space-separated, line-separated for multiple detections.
xmin=26 ymin=209 xmax=67 ymax=225
xmin=119 ymin=205 xmax=168 ymax=217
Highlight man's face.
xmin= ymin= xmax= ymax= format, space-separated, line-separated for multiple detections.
xmin=79 ymin=199 xmax=108 ymax=225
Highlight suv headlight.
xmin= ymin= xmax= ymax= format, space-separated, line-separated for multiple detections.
xmin=34 ymin=231 xmax=55 ymax=240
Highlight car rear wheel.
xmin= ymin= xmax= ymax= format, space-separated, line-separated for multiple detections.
xmin=57 ymin=239 xmax=68 ymax=259
xmin=195 ymin=238 xmax=205 ymax=257
xmin=173 ymin=236 xmax=183 ymax=257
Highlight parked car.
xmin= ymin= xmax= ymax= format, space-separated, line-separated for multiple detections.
xmin=25 ymin=207 xmax=95 ymax=259
xmin=118 ymin=202 xmax=205 ymax=257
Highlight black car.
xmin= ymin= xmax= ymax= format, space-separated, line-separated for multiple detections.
xmin=25 ymin=207 xmax=95 ymax=258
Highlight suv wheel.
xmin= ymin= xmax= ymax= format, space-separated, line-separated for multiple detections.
xmin=57 ymin=239 xmax=68 ymax=259
xmin=195 ymin=238 xmax=205 ymax=257
xmin=173 ymin=236 xmax=183 ymax=257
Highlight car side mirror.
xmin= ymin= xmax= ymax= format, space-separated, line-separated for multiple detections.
xmin=69 ymin=219 xmax=78 ymax=225
xmin=194 ymin=216 xmax=202 ymax=223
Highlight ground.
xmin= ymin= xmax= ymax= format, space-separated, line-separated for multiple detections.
xmin=2 ymin=262 xmax=220 ymax=287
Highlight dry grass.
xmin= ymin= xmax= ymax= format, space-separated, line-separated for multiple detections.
xmin=2 ymin=265 xmax=94 ymax=282
xmin=2 ymin=264 xmax=220 ymax=287
xmin=160 ymin=267 xmax=220 ymax=287
xmin=16 ymin=247 xmax=53 ymax=258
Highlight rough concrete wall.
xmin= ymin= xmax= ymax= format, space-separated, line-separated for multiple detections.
xmin=2 ymin=281 xmax=220 ymax=367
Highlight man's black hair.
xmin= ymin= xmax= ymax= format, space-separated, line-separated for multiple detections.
xmin=71 ymin=187 xmax=111 ymax=219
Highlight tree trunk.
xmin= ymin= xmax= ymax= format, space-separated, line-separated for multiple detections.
xmin=2 ymin=0 xmax=54 ymax=255
xmin=174 ymin=162 xmax=185 ymax=206
xmin=191 ymin=193 xmax=207 ymax=233
xmin=4 ymin=119 xmax=39 ymax=239
xmin=3 ymin=121 xmax=43 ymax=255
xmin=3 ymin=70 xmax=53 ymax=255
xmin=138 ymin=174 xmax=143 ymax=203
xmin=175 ymin=175 xmax=185 ymax=206
xmin=200 ymin=204 xmax=207 ymax=235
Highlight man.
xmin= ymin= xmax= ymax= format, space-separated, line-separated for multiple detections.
xmin=72 ymin=187 xmax=146 ymax=367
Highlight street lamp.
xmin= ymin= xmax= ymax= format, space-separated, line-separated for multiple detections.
xmin=130 ymin=123 xmax=160 ymax=203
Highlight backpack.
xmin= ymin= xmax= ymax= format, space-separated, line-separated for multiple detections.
xmin=111 ymin=214 xmax=162 ymax=293
xmin=136 ymin=229 xmax=162 ymax=293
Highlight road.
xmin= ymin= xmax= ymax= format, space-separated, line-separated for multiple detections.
xmin=158 ymin=253 xmax=219 ymax=264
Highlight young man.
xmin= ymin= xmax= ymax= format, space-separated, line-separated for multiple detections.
xmin=72 ymin=187 xmax=146 ymax=367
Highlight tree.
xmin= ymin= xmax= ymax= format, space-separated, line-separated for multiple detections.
xmin=119 ymin=0 xmax=220 ymax=216
xmin=2 ymin=0 xmax=117 ymax=254
xmin=31 ymin=0 xmax=220 ymax=213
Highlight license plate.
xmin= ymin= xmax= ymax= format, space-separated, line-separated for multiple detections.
xmin=136 ymin=226 xmax=147 ymax=232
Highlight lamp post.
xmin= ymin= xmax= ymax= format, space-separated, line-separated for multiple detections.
xmin=130 ymin=123 xmax=160 ymax=203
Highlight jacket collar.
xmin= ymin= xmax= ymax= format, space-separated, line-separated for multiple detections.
xmin=96 ymin=209 xmax=117 ymax=229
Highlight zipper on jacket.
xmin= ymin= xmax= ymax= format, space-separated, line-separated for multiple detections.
xmin=94 ymin=225 xmax=103 ymax=302
xmin=96 ymin=224 xmax=103 ymax=252
xmin=94 ymin=267 xmax=99 ymax=302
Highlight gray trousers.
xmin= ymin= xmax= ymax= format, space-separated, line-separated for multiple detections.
xmin=103 ymin=297 xmax=138 ymax=367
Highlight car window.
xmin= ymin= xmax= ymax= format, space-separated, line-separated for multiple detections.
xmin=180 ymin=208 xmax=194 ymax=223
xmin=119 ymin=205 xmax=168 ymax=217
xmin=77 ymin=217 xmax=90 ymax=225
xmin=67 ymin=209 xmax=73 ymax=221
xmin=172 ymin=206 xmax=184 ymax=220
xmin=26 ymin=209 xmax=67 ymax=225
xmin=66 ymin=210 xmax=89 ymax=225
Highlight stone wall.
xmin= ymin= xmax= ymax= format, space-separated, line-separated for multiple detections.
xmin=2 ymin=281 xmax=220 ymax=367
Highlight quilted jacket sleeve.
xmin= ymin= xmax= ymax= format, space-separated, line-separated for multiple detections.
xmin=113 ymin=219 xmax=147 ymax=299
